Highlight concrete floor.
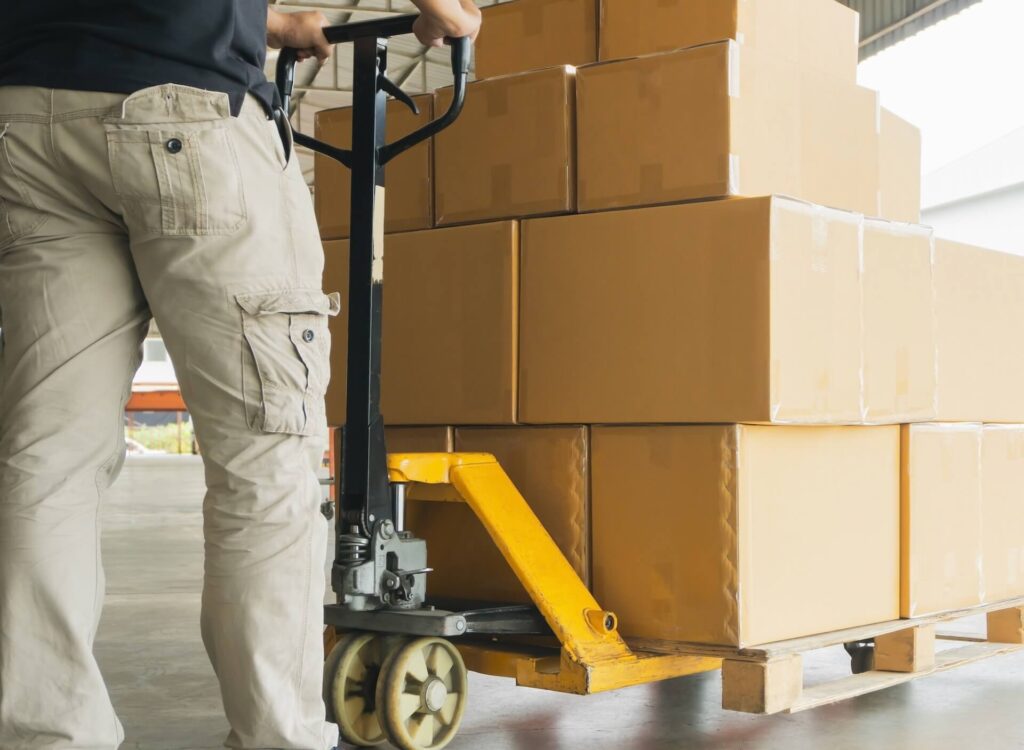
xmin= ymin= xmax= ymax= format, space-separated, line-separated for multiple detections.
xmin=98 ymin=456 xmax=1024 ymax=750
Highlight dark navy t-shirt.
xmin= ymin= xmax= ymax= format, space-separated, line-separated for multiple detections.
xmin=0 ymin=1 xmax=278 ymax=116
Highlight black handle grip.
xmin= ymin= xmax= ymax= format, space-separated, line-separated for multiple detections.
xmin=379 ymin=36 xmax=472 ymax=165
xmin=273 ymin=14 xmax=473 ymax=169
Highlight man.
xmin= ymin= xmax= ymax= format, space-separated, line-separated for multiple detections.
xmin=0 ymin=2 xmax=481 ymax=749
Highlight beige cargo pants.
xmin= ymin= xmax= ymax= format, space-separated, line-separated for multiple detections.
xmin=0 ymin=85 xmax=338 ymax=749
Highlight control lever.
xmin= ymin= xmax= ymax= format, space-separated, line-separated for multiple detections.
xmin=274 ymin=15 xmax=472 ymax=170
xmin=379 ymin=75 xmax=420 ymax=116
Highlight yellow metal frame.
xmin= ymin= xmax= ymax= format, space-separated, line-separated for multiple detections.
xmin=388 ymin=452 xmax=721 ymax=694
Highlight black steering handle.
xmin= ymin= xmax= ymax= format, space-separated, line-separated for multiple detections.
xmin=274 ymin=14 xmax=472 ymax=168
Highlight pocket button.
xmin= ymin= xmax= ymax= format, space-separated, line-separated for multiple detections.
xmin=166 ymin=138 xmax=183 ymax=154
xmin=302 ymin=329 xmax=316 ymax=343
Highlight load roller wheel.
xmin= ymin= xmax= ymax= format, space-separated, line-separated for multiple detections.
xmin=325 ymin=632 xmax=405 ymax=747
xmin=376 ymin=637 xmax=469 ymax=750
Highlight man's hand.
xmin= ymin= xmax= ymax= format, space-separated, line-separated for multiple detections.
xmin=267 ymin=9 xmax=332 ymax=62
xmin=410 ymin=0 xmax=482 ymax=48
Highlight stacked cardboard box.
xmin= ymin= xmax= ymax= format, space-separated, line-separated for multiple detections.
xmin=316 ymin=0 xmax=1024 ymax=646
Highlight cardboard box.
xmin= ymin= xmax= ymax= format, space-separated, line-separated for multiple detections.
xmin=861 ymin=220 xmax=936 ymax=423
xmin=879 ymin=108 xmax=922 ymax=224
xmin=322 ymin=222 xmax=519 ymax=426
xmin=981 ymin=426 xmax=1024 ymax=604
xmin=900 ymin=424 xmax=984 ymax=618
xmin=599 ymin=0 xmax=860 ymax=85
xmin=314 ymin=96 xmax=433 ymax=238
xmin=404 ymin=426 xmax=590 ymax=604
xmin=576 ymin=41 xmax=880 ymax=215
xmin=593 ymin=425 xmax=900 ymax=647
xmin=519 ymin=196 xmax=863 ymax=424
xmin=477 ymin=0 xmax=598 ymax=79
xmin=434 ymin=66 xmax=576 ymax=226
xmin=934 ymin=240 xmax=1024 ymax=422
xmin=385 ymin=427 xmax=453 ymax=454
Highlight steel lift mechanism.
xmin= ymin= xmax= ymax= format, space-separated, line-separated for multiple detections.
xmin=276 ymin=16 xmax=720 ymax=750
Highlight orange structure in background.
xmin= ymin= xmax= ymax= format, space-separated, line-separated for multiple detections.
xmin=126 ymin=387 xmax=186 ymax=412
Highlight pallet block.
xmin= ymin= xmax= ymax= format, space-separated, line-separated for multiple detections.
xmin=875 ymin=625 xmax=935 ymax=673
xmin=722 ymin=656 xmax=802 ymax=714
xmin=988 ymin=607 xmax=1024 ymax=644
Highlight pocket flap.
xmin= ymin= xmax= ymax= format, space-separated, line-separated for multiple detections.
xmin=236 ymin=289 xmax=341 ymax=317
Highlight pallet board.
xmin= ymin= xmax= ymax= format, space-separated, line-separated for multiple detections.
xmin=790 ymin=641 xmax=1024 ymax=713
xmin=632 ymin=598 xmax=1024 ymax=715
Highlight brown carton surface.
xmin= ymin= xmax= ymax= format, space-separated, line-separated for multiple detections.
xmin=519 ymin=196 xmax=863 ymax=425
xmin=322 ymin=222 xmax=519 ymax=426
xmin=593 ymin=425 xmax=900 ymax=647
xmin=862 ymin=221 xmax=936 ymax=423
xmin=434 ymin=66 xmax=576 ymax=226
xmin=900 ymin=424 xmax=984 ymax=618
xmin=385 ymin=427 xmax=453 ymax=454
xmin=314 ymin=96 xmax=433 ymax=239
xmin=599 ymin=0 xmax=859 ymax=84
xmin=405 ymin=426 xmax=590 ymax=604
xmin=981 ymin=426 xmax=1024 ymax=604
xmin=576 ymin=41 xmax=880 ymax=216
xmin=477 ymin=0 xmax=598 ymax=79
xmin=879 ymin=108 xmax=922 ymax=224
xmin=934 ymin=240 xmax=1024 ymax=422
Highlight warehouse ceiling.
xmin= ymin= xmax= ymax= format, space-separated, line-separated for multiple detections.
xmin=841 ymin=0 xmax=984 ymax=57
xmin=271 ymin=0 xmax=984 ymax=181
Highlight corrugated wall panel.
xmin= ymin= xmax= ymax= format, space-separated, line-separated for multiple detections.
xmin=841 ymin=0 xmax=984 ymax=58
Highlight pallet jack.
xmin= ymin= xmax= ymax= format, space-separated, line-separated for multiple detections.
xmin=276 ymin=15 xmax=720 ymax=750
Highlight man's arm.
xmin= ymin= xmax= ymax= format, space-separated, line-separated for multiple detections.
xmin=266 ymin=1 xmax=481 ymax=61
xmin=267 ymin=9 xmax=331 ymax=61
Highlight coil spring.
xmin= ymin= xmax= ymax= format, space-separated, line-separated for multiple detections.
xmin=338 ymin=531 xmax=370 ymax=566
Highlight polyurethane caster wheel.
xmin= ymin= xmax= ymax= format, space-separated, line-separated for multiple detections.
xmin=844 ymin=640 xmax=875 ymax=675
xmin=324 ymin=632 xmax=393 ymax=747
xmin=376 ymin=637 xmax=469 ymax=750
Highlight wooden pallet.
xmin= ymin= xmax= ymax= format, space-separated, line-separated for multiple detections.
xmin=630 ymin=597 xmax=1024 ymax=715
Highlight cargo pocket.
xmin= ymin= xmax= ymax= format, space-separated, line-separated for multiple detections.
xmin=0 ymin=123 xmax=49 ymax=251
xmin=105 ymin=122 xmax=247 ymax=236
xmin=237 ymin=289 xmax=341 ymax=436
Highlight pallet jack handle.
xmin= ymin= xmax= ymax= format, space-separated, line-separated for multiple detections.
xmin=274 ymin=14 xmax=472 ymax=168
xmin=274 ymin=14 xmax=475 ymax=561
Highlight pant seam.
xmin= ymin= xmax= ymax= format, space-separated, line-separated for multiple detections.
xmin=0 ymin=113 xmax=48 ymax=123
xmin=295 ymin=476 xmax=316 ymax=722
xmin=53 ymin=106 xmax=125 ymax=123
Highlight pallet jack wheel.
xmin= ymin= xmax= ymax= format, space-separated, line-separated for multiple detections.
xmin=376 ymin=637 xmax=469 ymax=750
xmin=844 ymin=640 xmax=876 ymax=675
xmin=325 ymin=632 xmax=398 ymax=747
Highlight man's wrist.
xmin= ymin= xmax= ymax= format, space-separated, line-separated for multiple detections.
xmin=266 ymin=8 xmax=286 ymax=48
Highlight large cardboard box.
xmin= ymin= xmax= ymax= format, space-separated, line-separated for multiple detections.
xmin=934 ymin=240 xmax=1024 ymax=422
xmin=385 ymin=427 xmax=453 ymax=454
xmin=576 ymin=41 xmax=880 ymax=215
xmin=404 ymin=426 xmax=590 ymax=604
xmin=314 ymin=96 xmax=433 ymax=239
xmin=861 ymin=220 xmax=936 ymax=423
xmin=476 ymin=0 xmax=598 ymax=79
xmin=981 ymin=425 xmax=1024 ymax=604
xmin=593 ymin=425 xmax=900 ymax=647
xmin=322 ymin=222 xmax=519 ymax=426
xmin=879 ymin=108 xmax=922 ymax=224
xmin=599 ymin=0 xmax=860 ymax=85
xmin=519 ymin=196 xmax=864 ymax=425
xmin=900 ymin=424 xmax=984 ymax=618
xmin=434 ymin=66 xmax=576 ymax=226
